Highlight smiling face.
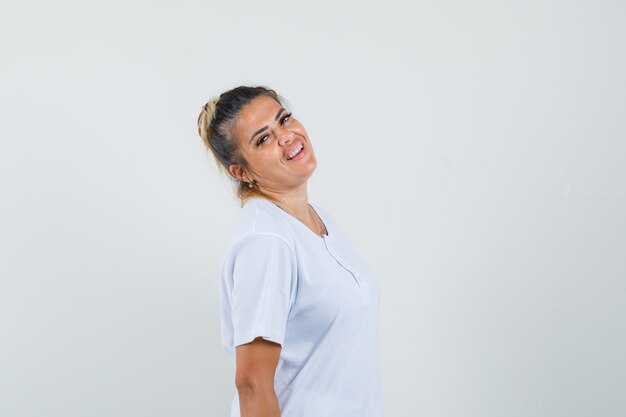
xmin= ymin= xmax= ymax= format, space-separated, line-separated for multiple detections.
xmin=228 ymin=95 xmax=317 ymax=193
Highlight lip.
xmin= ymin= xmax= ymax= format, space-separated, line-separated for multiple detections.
xmin=286 ymin=142 xmax=304 ymax=160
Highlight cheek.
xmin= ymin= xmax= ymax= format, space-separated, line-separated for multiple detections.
xmin=294 ymin=123 xmax=308 ymax=138
xmin=257 ymin=149 xmax=283 ymax=166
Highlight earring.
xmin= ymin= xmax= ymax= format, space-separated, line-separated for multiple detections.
xmin=248 ymin=180 xmax=254 ymax=188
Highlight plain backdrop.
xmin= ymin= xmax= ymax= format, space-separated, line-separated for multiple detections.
xmin=1 ymin=0 xmax=625 ymax=416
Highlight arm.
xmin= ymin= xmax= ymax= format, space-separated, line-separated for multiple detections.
xmin=235 ymin=336 xmax=282 ymax=417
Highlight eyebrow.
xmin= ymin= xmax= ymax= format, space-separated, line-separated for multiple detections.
xmin=248 ymin=107 xmax=286 ymax=144
xmin=274 ymin=107 xmax=286 ymax=121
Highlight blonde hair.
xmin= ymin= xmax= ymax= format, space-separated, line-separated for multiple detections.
xmin=196 ymin=85 xmax=283 ymax=206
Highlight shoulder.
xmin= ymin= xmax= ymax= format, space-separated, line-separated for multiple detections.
xmin=225 ymin=198 xmax=296 ymax=254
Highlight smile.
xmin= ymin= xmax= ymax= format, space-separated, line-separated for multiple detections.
xmin=286 ymin=143 xmax=304 ymax=160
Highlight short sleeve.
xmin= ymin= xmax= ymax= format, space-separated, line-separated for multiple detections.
xmin=224 ymin=234 xmax=297 ymax=348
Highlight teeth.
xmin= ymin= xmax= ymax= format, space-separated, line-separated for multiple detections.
xmin=287 ymin=144 xmax=303 ymax=160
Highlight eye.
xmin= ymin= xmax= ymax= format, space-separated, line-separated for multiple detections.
xmin=280 ymin=112 xmax=293 ymax=124
xmin=256 ymin=134 xmax=269 ymax=147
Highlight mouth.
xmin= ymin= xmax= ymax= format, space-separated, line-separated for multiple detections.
xmin=286 ymin=143 xmax=304 ymax=160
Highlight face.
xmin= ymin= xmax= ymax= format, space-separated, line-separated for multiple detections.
xmin=229 ymin=95 xmax=317 ymax=192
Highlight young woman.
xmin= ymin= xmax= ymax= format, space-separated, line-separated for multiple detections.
xmin=197 ymin=85 xmax=382 ymax=417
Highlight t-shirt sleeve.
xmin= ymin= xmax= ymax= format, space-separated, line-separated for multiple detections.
xmin=224 ymin=234 xmax=297 ymax=348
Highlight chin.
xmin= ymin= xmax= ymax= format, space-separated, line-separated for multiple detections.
xmin=306 ymin=159 xmax=317 ymax=175
xmin=300 ymin=162 xmax=317 ymax=180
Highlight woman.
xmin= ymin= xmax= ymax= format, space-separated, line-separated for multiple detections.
xmin=197 ymin=85 xmax=382 ymax=417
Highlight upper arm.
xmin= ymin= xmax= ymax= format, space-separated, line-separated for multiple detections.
xmin=235 ymin=336 xmax=282 ymax=392
xmin=224 ymin=234 xmax=295 ymax=390
xmin=226 ymin=234 xmax=297 ymax=347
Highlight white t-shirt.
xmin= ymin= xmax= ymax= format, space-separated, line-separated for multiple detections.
xmin=219 ymin=197 xmax=383 ymax=417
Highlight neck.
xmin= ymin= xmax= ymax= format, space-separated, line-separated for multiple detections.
xmin=258 ymin=184 xmax=310 ymax=219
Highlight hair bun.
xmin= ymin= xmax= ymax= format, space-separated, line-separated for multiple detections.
xmin=202 ymin=95 xmax=221 ymax=122
xmin=197 ymin=95 xmax=221 ymax=138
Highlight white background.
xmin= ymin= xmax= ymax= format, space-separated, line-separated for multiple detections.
xmin=1 ymin=1 xmax=625 ymax=416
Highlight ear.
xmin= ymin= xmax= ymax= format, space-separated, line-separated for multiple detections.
xmin=229 ymin=164 xmax=251 ymax=183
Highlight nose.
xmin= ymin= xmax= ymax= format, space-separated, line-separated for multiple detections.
xmin=276 ymin=127 xmax=294 ymax=146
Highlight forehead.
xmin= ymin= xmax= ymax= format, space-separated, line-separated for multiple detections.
xmin=237 ymin=95 xmax=281 ymax=127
